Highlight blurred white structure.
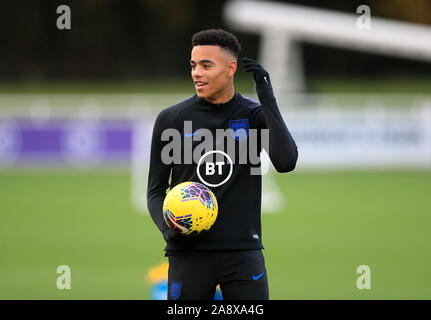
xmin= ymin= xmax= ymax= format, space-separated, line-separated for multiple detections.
xmin=224 ymin=0 xmax=431 ymax=93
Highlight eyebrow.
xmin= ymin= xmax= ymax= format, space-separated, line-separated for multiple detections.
xmin=190 ymin=59 xmax=215 ymax=64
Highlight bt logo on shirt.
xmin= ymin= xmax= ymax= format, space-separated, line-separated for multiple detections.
xmin=205 ymin=161 xmax=224 ymax=175
xmin=197 ymin=150 xmax=233 ymax=188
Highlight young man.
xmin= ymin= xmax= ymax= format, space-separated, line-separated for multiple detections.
xmin=147 ymin=29 xmax=298 ymax=300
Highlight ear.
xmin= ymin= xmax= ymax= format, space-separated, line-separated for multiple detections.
xmin=227 ymin=60 xmax=237 ymax=78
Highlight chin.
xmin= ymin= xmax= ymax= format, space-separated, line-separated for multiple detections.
xmin=196 ymin=91 xmax=210 ymax=99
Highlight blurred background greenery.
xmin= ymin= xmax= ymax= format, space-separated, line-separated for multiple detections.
xmin=1 ymin=170 xmax=430 ymax=299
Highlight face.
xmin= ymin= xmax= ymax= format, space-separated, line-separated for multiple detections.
xmin=190 ymin=45 xmax=237 ymax=103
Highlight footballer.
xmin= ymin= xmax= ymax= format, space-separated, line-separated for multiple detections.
xmin=147 ymin=29 xmax=298 ymax=300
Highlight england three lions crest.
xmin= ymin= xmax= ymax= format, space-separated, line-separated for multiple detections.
xmin=229 ymin=119 xmax=249 ymax=141
xmin=169 ymin=281 xmax=182 ymax=300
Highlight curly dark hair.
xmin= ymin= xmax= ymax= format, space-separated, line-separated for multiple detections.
xmin=191 ymin=29 xmax=241 ymax=59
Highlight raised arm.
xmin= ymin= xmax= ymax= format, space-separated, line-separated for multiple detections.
xmin=243 ymin=58 xmax=298 ymax=173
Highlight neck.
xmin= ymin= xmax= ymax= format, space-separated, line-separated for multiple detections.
xmin=204 ymin=86 xmax=235 ymax=104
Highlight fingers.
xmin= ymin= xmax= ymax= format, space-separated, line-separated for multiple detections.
xmin=243 ymin=62 xmax=259 ymax=68
xmin=164 ymin=229 xmax=210 ymax=244
xmin=163 ymin=230 xmax=208 ymax=244
xmin=242 ymin=57 xmax=257 ymax=64
xmin=242 ymin=58 xmax=260 ymax=66
xmin=243 ymin=64 xmax=259 ymax=73
xmin=242 ymin=57 xmax=262 ymax=74
xmin=186 ymin=229 xmax=210 ymax=244
xmin=164 ymin=229 xmax=187 ymax=243
xmin=187 ymin=229 xmax=209 ymax=239
xmin=244 ymin=66 xmax=257 ymax=73
xmin=243 ymin=62 xmax=260 ymax=68
xmin=187 ymin=230 xmax=199 ymax=238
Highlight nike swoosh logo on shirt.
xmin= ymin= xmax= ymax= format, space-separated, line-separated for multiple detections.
xmin=252 ymin=271 xmax=265 ymax=280
xmin=184 ymin=132 xmax=201 ymax=137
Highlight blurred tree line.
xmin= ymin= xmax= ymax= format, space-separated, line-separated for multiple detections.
xmin=1 ymin=0 xmax=431 ymax=81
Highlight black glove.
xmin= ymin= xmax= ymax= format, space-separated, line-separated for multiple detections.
xmin=162 ymin=229 xmax=186 ymax=244
xmin=242 ymin=57 xmax=272 ymax=89
xmin=162 ymin=229 xmax=209 ymax=245
xmin=186 ymin=229 xmax=209 ymax=243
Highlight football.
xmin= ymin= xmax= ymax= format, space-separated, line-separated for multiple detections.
xmin=163 ymin=181 xmax=218 ymax=234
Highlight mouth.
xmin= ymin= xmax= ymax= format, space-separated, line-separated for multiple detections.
xmin=194 ymin=81 xmax=208 ymax=91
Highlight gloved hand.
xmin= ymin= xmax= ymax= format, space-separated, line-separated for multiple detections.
xmin=162 ymin=229 xmax=186 ymax=244
xmin=162 ymin=229 xmax=209 ymax=245
xmin=186 ymin=229 xmax=209 ymax=243
xmin=242 ymin=57 xmax=272 ymax=89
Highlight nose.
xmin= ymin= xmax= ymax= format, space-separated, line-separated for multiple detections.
xmin=192 ymin=65 xmax=203 ymax=79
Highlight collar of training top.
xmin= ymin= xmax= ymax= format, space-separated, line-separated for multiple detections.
xmin=195 ymin=92 xmax=240 ymax=110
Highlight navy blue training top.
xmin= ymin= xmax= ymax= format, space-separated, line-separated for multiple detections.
xmin=147 ymin=85 xmax=298 ymax=254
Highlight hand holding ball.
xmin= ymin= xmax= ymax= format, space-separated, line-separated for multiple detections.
xmin=163 ymin=181 xmax=218 ymax=236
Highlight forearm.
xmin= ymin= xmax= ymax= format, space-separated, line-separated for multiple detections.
xmin=257 ymin=85 xmax=298 ymax=172
xmin=147 ymin=190 xmax=168 ymax=233
xmin=147 ymin=154 xmax=171 ymax=233
xmin=147 ymin=110 xmax=172 ymax=234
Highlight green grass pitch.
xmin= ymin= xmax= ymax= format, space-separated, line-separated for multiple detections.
xmin=0 ymin=170 xmax=430 ymax=299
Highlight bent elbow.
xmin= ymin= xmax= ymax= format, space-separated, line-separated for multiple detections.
xmin=274 ymin=161 xmax=296 ymax=173
xmin=274 ymin=149 xmax=298 ymax=173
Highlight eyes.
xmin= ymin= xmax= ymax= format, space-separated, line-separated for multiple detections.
xmin=191 ymin=64 xmax=211 ymax=70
